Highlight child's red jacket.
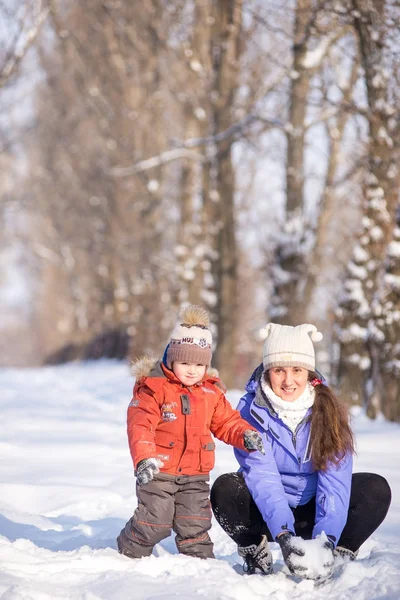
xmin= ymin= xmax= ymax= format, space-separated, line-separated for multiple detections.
xmin=127 ymin=357 xmax=254 ymax=476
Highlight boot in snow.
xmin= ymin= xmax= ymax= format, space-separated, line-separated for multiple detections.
xmin=238 ymin=535 xmax=273 ymax=575
xmin=334 ymin=546 xmax=358 ymax=561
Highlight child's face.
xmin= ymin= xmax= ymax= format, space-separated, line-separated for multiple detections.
xmin=173 ymin=362 xmax=206 ymax=386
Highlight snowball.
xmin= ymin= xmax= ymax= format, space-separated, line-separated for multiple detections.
xmin=286 ymin=533 xmax=334 ymax=580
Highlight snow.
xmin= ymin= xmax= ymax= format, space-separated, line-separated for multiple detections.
xmin=301 ymin=33 xmax=337 ymax=70
xmin=387 ymin=239 xmax=400 ymax=258
xmin=353 ymin=244 xmax=369 ymax=263
xmin=147 ymin=180 xmax=159 ymax=192
xmin=0 ymin=360 xmax=399 ymax=599
xmin=369 ymin=226 xmax=384 ymax=242
xmin=384 ymin=273 xmax=400 ymax=290
xmin=286 ymin=533 xmax=334 ymax=580
xmin=342 ymin=323 xmax=368 ymax=341
xmin=342 ymin=279 xmax=369 ymax=315
xmin=348 ymin=261 xmax=367 ymax=280
xmin=189 ymin=59 xmax=202 ymax=72
xmin=347 ymin=353 xmax=371 ymax=370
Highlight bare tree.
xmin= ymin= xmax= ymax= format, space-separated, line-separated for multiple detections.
xmin=268 ymin=0 xmax=352 ymax=326
xmin=0 ymin=0 xmax=49 ymax=89
xmin=302 ymin=50 xmax=360 ymax=322
xmin=377 ymin=208 xmax=400 ymax=421
xmin=6 ymin=0 xmax=398 ymax=411
xmin=336 ymin=0 xmax=399 ymax=413
xmin=25 ymin=0 xmax=179 ymax=360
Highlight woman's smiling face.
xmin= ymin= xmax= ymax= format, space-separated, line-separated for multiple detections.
xmin=268 ymin=366 xmax=309 ymax=402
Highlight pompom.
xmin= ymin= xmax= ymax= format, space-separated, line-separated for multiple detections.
xmin=259 ymin=323 xmax=273 ymax=341
xmin=303 ymin=324 xmax=323 ymax=342
xmin=311 ymin=331 xmax=323 ymax=342
xmin=179 ymin=304 xmax=210 ymax=328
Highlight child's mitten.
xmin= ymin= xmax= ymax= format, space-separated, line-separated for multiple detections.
xmin=136 ymin=458 xmax=164 ymax=485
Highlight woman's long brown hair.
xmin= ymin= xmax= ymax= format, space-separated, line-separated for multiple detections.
xmin=309 ymin=372 xmax=355 ymax=470
xmin=264 ymin=370 xmax=355 ymax=471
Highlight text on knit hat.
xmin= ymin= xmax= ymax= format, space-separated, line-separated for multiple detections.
xmin=166 ymin=304 xmax=213 ymax=369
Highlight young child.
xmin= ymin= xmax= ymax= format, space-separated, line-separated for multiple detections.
xmin=117 ymin=304 xmax=264 ymax=560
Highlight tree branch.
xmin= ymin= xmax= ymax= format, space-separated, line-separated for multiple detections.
xmin=110 ymin=113 xmax=285 ymax=177
xmin=0 ymin=2 xmax=50 ymax=88
xmin=109 ymin=148 xmax=205 ymax=177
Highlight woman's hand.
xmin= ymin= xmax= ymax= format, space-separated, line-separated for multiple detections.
xmin=277 ymin=532 xmax=335 ymax=580
xmin=277 ymin=532 xmax=307 ymax=577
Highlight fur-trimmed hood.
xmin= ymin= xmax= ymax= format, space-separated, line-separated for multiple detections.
xmin=131 ymin=356 xmax=160 ymax=380
xmin=131 ymin=356 xmax=219 ymax=382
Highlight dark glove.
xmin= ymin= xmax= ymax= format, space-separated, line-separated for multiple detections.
xmin=324 ymin=538 xmax=335 ymax=552
xmin=277 ymin=532 xmax=306 ymax=577
xmin=322 ymin=539 xmax=335 ymax=569
xmin=136 ymin=458 xmax=164 ymax=486
xmin=243 ymin=430 xmax=265 ymax=454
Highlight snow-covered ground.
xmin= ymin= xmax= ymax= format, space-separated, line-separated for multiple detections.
xmin=0 ymin=360 xmax=399 ymax=599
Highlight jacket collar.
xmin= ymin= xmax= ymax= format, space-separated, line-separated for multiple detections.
xmin=244 ymin=363 xmax=263 ymax=393
xmin=245 ymin=363 xmax=279 ymax=418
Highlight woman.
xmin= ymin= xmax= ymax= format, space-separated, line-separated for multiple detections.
xmin=211 ymin=323 xmax=391 ymax=580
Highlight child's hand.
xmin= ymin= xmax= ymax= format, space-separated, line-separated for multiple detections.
xmin=243 ymin=430 xmax=265 ymax=454
xmin=136 ymin=458 xmax=164 ymax=486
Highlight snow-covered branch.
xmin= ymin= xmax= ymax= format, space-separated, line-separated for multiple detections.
xmin=301 ymin=27 xmax=351 ymax=71
xmin=172 ymin=113 xmax=284 ymax=149
xmin=110 ymin=113 xmax=285 ymax=177
xmin=0 ymin=1 xmax=50 ymax=88
xmin=109 ymin=148 xmax=205 ymax=177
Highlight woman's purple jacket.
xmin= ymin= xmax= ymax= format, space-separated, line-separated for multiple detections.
xmin=234 ymin=365 xmax=353 ymax=545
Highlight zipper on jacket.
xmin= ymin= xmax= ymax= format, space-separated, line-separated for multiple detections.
xmin=253 ymin=387 xmax=311 ymax=463
xmin=291 ymin=421 xmax=302 ymax=449
xmin=292 ymin=414 xmax=311 ymax=453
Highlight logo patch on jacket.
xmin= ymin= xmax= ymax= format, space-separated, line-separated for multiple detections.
xmin=157 ymin=453 xmax=170 ymax=461
xmin=162 ymin=411 xmax=177 ymax=422
xmin=202 ymin=387 xmax=216 ymax=394
xmin=161 ymin=402 xmax=178 ymax=411
xmin=128 ymin=398 xmax=140 ymax=408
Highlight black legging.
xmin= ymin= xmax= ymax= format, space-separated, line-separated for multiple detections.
xmin=210 ymin=472 xmax=391 ymax=553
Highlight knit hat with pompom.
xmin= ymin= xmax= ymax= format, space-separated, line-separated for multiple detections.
xmin=261 ymin=323 xmax=323 ymax=371
xmin=166 ymin=304 xmax=212 ymax=369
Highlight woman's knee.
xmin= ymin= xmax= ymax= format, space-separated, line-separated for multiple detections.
xmin=352 ymin=472 xmax=392 ymax=513
xmin=211 ymin=472 xmax=244 ymax=506
xmin=369 ymin=474 xmax=392 ymax=509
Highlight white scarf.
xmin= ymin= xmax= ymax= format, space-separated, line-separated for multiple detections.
xmin=261 ymin=378 xmax=316 ymax=433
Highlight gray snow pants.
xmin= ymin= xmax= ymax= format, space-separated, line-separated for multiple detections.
xmin=117 ymin=473 xmax=214 ymax=559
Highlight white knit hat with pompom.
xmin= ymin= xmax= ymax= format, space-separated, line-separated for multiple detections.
xmin=261 ymin=323 xmax=323 ymax=371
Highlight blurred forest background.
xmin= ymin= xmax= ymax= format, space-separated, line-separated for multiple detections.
xmin=1 ymin=0 xmax=399 ymax=420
